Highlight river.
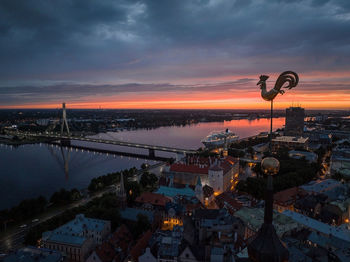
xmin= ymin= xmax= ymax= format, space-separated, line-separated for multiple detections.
xmin=0 ymin=117 xmax=285 ymax=209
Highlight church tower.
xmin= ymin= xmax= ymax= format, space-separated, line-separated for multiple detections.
xmin=195 ymin=176 xmax=204 ymax=204
xmin=248 ymin=157 xmax=289 ymax=262
xmin=117 ymin=173 xmax=127 ymax=209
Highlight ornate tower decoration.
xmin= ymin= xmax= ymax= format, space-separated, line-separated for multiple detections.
xmin=117 ymin=173 xmax=127 ymax=209
xmin=248 ymin=71 xmax=299 ymax=262
xmin=195 ymin=176 xmax=204 ymax=204
xmin=257 ymin=71 xmax=299 ymax=152
xmin=61 ymin=102 xmax=70 ymax=137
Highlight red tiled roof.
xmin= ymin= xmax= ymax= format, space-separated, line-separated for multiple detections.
xmin=170 ymin=163 xmax=209 ymax=174
xmin=129 ymin=230 xmax=153 ymax=262
xmin=94 ymin=242 xmax=116 ymax=262
xmin=274 ymin=187 xmax=307 ymax=206
xmin=185 ymin=202 xmax=204 ymax=212
xmin=109 ymin=224 xmax=133 ymax=253
xmin=170 ymin=156 xmax=237 ymax=175
xmin=215 ymin=192 xmax=244 ymax=214
xmin=135 ymin=192 xmax=171 ymax=207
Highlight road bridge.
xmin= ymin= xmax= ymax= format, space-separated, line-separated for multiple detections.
xmin=14 ymin=132 xmax=197 ymax=157
xmin=50 ymin=141 xmax=172 ymax=162
xmin=9 ymin=103 xmax=198 ymax=157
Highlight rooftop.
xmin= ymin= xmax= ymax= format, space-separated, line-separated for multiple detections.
xmin=169 ymin=156 xmax=237 ymax=175
xmin=274 ymin=187 xmax=307 ymax=205
xmin=135 ymin=192 xmax=171 ymax=207
xmin=300 ymin=179 xmax=346 ymax=196
xmin=120 ymin=207 xmax=154 ymax=223
xmin=283 ymin=210 xmax=350 ymax=242
xmin=272 ymin=136 xmax=309 ymax=143
xmin=234 ymin=207 xmax=300 ymax=237
xmin=3 ymin=247 xmax=63 ymax=262
xmin=129 ymin=230 xmax=153 ymax=261
xmin=288 ymin=150 xmax=318 ymax=162
xmin=155 ymin=185 xmax=195 ymax=198
xmin=42 ymin=214 xmax=109 ymax=246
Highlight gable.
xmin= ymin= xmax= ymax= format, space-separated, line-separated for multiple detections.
xmin=179 ymin=246 xmax=197 ymax=261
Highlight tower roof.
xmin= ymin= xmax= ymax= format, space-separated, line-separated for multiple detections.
xmin=248 ymin=158 xmax=289 ymax=262
xmin=248 ymin=223 xmax=289 ymax=262
xmin=196 ymin=176 xmax=202 ymax=187
xmin=117 ymin=173 xmax=126 ymax=198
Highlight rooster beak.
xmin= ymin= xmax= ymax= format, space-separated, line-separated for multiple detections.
xmin=257 ymin=80 xmax=262 ymax=85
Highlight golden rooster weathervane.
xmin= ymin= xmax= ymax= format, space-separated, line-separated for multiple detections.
xmin=257 ymin=71 xmax=299 ymax=153
xmin=257 ymin=71 xmax=299 ymax=101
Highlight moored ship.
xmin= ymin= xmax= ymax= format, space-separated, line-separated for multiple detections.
xmin=201 ymin=129 xmax=239 ymax=149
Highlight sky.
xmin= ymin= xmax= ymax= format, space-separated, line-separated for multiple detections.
xmin=0 ymin=0 xmax=349 ymax=110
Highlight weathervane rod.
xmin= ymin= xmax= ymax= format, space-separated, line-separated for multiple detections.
xmin=257 ymin=71 xmax=299 ymax=154
xmin=270 ymin=100 xmax=273 ymax=154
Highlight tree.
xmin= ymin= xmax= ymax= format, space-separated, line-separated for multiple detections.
xmin=141 ymin=163 xmax=149 ymax=170
xmin=140 ymin=172 xmax=158 ymax=189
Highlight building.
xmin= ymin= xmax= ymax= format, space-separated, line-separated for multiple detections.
xmin=148 ymin=226 xmax=184 ymax=262
xmin=234 ymin=207 xmax=301 ymax=240
xmin=288 ymin=150 xmax=318 ymax=163
xmin=86 ymin=224 xmax=133 ymax=262
xmin=294 ymin=194 xmax=323 ymax=218
xmin=127 ymin=230 xmax=153 ymax=262
xmin=319 ymin=204 xmax=345 ymax=226
xmin=272 ymin=136 xmax=309 ymax=151
xmin=273 ymin=187 xmax=307 ymax=213
xmin=193 ymin=208 xmax=245 ymax=245
xmin=215 ymin=192 xmax=257 ymax=214
xmin=155 ymin=185 xmax=196 ymax=199
xmin=2 ymin=247 xmax=64 ymax=262
xmin=331 ymin=142 xmax=350 ymax=177
xmin=166 ymin=156 xmax=239 ymax=194
xmin=120 ymin=207 xmax=154 ymax=223
xmin=285 ymin=107 xmax=305 ymax=136
xmin=135 ymin=192 xmax=171 ymax=211
xmin=306 ymin=231 xmax=350 ymax=261
xmin=283 ymin=210 xmax=350 ymax=244
xmin=42 ymin=214 xmax=111 ymax=262
xmin=138 ymin=247 xmax=157 ymax=262
xmin=300 ymin=179 xmax=348 ymax=201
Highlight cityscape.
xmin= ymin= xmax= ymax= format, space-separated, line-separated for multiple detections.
xmin=1 ymin=1 xmax=350 ymax=262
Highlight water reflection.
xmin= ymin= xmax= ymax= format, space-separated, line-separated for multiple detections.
xmin=93 ymin=117 xmax=285 ymax=150
xmin=0 ymin=143 xmax=153 ymax=209
xmin=0 ymin=118 xmax=285 ymax=209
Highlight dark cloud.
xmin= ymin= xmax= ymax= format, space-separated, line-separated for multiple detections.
xmin=0 ymin=78 xmax=257 ymax=104
xmin=0 ymin=77 xmax=349 ymax=105
xmin=0 ymin=0 xmax=350 ymax=105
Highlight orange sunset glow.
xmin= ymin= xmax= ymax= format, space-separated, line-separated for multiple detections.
xmin=1 ymin=1 xmax=350 ymax=110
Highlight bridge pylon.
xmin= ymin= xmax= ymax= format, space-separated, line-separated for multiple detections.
xmin=60 ymin=102 xmax=71 ymax=146
xmin=149 ymin=148 xmax=155 ymax=158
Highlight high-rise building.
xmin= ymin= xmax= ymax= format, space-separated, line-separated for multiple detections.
xmin=285 ymin=107 xmax=305 ymax=136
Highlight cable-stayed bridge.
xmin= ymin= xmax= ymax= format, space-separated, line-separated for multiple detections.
xmin=9 ymin=103 xmax=197 ymax=158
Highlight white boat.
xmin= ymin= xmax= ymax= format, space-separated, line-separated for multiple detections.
xmin=201 ymin=129 xmax=239 ymax=149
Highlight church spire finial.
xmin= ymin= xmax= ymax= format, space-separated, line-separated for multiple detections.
xmin=117 ymin=173 xmax=127 ymax=208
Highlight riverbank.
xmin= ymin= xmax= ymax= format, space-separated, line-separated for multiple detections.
xmin=0 ymin=136 xmax=53 ymax=146
xmin=0 ymin=163 xmax=161 ymax=252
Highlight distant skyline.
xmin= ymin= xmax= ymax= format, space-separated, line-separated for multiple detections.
xmin=0 ymin=0 xmax=350 ymax=109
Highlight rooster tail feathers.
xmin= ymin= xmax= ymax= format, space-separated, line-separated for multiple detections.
xmin=275 ymin=71 xmax=299 ymax=90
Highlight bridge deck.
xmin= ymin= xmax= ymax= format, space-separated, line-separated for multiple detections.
xmin=20 ymin=133 xmax=197 ymax=154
